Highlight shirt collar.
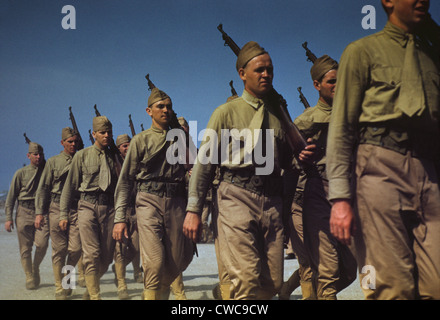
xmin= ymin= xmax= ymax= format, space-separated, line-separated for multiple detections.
xmin=317 ymin=99 xmax=332 ymax=112
xmin=384 ymin=21 xmax=413 ymax=48
xmin=242 ymin=89 xmax=264 ymax=110
xmin=150 ymin=124 xmax=168 ymax=134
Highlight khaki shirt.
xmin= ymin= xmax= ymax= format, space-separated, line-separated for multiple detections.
xmin=327 ymin=21 xmax=440 ymax=201
xmin=35 ymin=151 xmax=73 ymax=215
xmin=114 ymin=125 xmax=187 ymax=223
xmin=186 ymin=89 xmax=294 ymax=214
xmin=5 ymin=163 xmax=44 ymax=221
xmin=60 ymin=144 xmax=117 ymax=220
xmin=294 ymin=99 xmax=332 ymax=168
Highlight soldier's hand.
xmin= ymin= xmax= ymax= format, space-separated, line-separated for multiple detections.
xmin=183 ymin=212 xmax=202 ymax=243
xmin=59 ymin=220 xmax=68 ymax=231
xmin=5 ymin=220 xmax=14 ymax=232
xmin=113 ymin=222 xmax=128 ymax=242
xmin=330 ymin=199 xmax=355 ymax=246
xmin=299 ymin=138 xmax=317 ymax=164
xmin=34 ymin=214 xmax=45 ymax=230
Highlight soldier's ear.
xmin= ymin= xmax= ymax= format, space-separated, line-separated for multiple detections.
xmin=381 ymin=0 xmax=393 ymax=15
xmin=238 ymin=68 xmax=246 ymax=82
xmin=146 ymin=106 xmax=152 ymax=117
xmin=313 ymin=79 xmax=321 ymax=92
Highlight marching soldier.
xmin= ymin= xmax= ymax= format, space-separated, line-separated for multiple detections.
xmin=35 ymin=127 xmax=83 ymax=299
xmin=5 ymin=142 xmax=49 ymax=290
xmin=293 ymin=55 xmax=357 ymax=299
xmin=60 ymin=116 xmax=119 ymax=300
xmin=111 ymin=133 xmax=142 ymax=300
xmin=184 ymin=41 xmax=295 ymax=299
xmin=113 ymin=88 xmax=193 ymax=300
xmin=327 ymin=0 xmax=440 ymax=299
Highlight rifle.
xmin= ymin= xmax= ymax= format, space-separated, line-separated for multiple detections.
xmin=23 ymin=133 xmax=31 ymax=144
xmin=229 ymin=80 xmax=238 ymax=96
xmin=88 ymin=129 xmax=95 ymax=145
xmin=94 ymin=104 xmax=101 ymax=117
xmin=297 ymin=87 xmax=311 ymax=109
xmin=129 ymin=114 xmax=136 ymax=137
xmin=217 ymin=24 xmax=307 ymax=157
xmin=140 ymin=124 xmax=144 ymax=131
xmin=145 ymin=74 xmax=156 ymax=90
xmin=217 ymin=24 xmax=240 ymax=56
xmin=68 ymin=106 xmax=85 ymax=150
xmin=302 ymin=42 xmax=317 ymax=63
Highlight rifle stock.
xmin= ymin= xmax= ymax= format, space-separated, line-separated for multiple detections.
xmin=217 ymin=24 xmax=307 ymax=156
xmin=229 ymin=80 xmax=238 ymax=96
xmin=88 ymin=129 xmax=95 ymax=145
xmin=129 ymin=114 xmax=136 ymax=137
xmin=297 ymin=87 xmax=311 ymax=109
xmin=68 ymin=106 xmax=85 ymax=150
xmin=23 ymin=133 xmax=31 ymax=144
xmin=94 ymin=104 xmax=101 ymax=117
xmin=302 ymin=42 xmax=317 ymax=63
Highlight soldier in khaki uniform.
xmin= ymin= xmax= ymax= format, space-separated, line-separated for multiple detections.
xmin=327 ymin=0 xmax=440 ymax=299
xmin=111 ymin=134 xmax=142 ymax=300
xmin=5 ymin=142 xmax=49 ymax=290
xmin=293 ymin=56 xmax=357 ymax=300
xmin=35 ymin=127 xmax=83 ymax=299
xmin=113 ymin=88 xmax=193 ymax=300
xmin=60 ymin=116 xmax=119 ymax=300
xmin=184 ymin=41 xmax=295 ymax=300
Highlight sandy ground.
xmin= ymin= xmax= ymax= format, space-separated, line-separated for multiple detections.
xmin=0 ymin=209 xmax=364 ymax=300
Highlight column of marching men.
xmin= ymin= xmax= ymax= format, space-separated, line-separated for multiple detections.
xmin=4 ymin=0 xmax=440 ymax=300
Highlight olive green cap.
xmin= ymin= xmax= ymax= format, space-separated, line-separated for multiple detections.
xmin=310 ymin=55 xmax=338 ymax=81
xmin=61 ymin=127 xmax=77 ymax=141
xmin=93 ymin=116 xmax=112 ymax=132
xmin=236 ymin=41 xmax=268 ymax=71
xmin=148 ymin=87 xmax=171 ymax=107
xmin=177 ymin=117 xmax=188 ymax=128
xmin=116 ymin=134 xmax=131 ymax=147
xmin=28 ymin=142 xmax=43 ymax=154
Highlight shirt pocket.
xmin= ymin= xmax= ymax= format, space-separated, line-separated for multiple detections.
xmin=365 ymin=66 xmax=402 ymax=116
xmin=425 ymin=70 xmax=440 ymax=118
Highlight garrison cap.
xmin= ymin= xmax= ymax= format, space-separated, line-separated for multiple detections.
xmin=310 ymin=55 xmax=338 ymax=81
xmin=116 ymin=134 xmax=131 ymax=147
xmin=177 ymin=117 xmax=188 ymax=128
xmin=148 ymin=87 xmax=171 ymax=108
xmin=61 ymin=127 xmax=77 ymax=141
xmin=28 ymin=142 xmax=44 ymax=154
xmin=93 ymin=116 xmax=112 ymax=132
xmin=236 ymin=41 xmax=268 ymax=71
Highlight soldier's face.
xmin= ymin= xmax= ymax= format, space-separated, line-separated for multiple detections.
xmin=384 ymin=0 xmax=430 ymax=31
xmin=147 ymin=98 xmax=172 ymax=130
xmin=93 ymin=130 xmax=113 ymax=149
xmin=314 ymin=69 xmax=337 ymax=106
xmin=239 ymin=53 xmax=274 ymax=99
xmin=28 ymin=152 xmax=44 ymax=167
xmin=62 ymin=135 xmax=79 ymax=156
xmin=118 ymin=142 xmax=130 ymax=158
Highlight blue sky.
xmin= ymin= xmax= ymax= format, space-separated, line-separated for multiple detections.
xmin=1 ymin=0 xmax=439 ymax=190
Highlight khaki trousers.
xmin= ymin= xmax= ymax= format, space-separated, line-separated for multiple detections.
xmin=303 ymin=176 xmax=357 ymax=299
xmin=354 ymin=144 xmax=440 ymax=300
xmin=49 ymin=202 xmax=82 ymax=268
xmin=217 ymin=182 xmax=284 ymax=300
xmin=136 ymin=192 xmax=193 ymax=290
xmin=77 ymin=199 xmax=115 ymax=277
xmin=114 ymin=207 xmax=140 ymax=266
xmin=288 ymin=201 xmax=315 ymax=284
xmin=16 ymin=205 xmax=50 ymax=270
